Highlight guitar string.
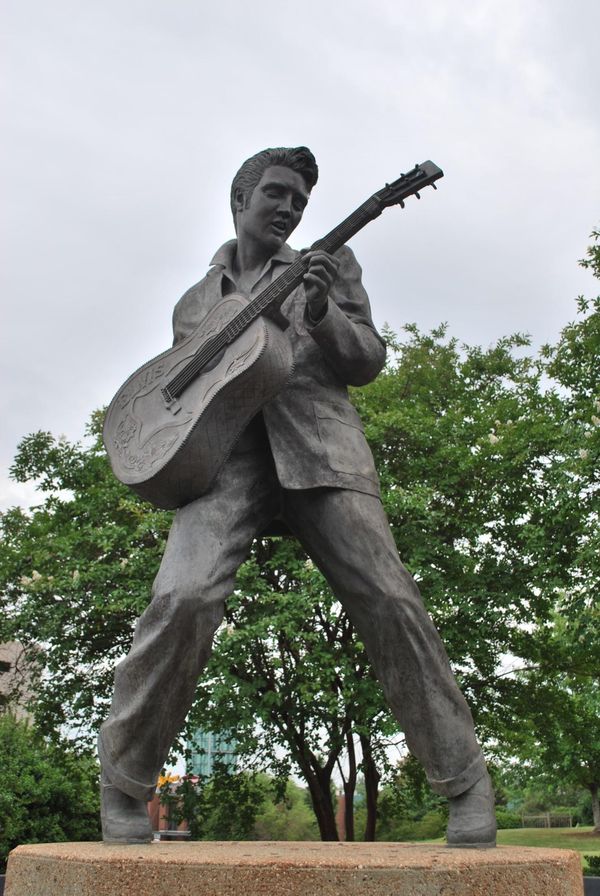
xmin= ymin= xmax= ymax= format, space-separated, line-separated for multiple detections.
xmin=164 ymin=202 xmax=377 ymax=399
xmin=164 ymin=190 xmax=412 ymax=399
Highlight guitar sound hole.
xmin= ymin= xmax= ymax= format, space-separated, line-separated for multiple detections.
xmin=201 ymin=347 xmax=226 ymax=373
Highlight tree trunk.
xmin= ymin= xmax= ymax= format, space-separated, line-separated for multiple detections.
xmin=360 ymin=733 xmax=381 ymax=841
xmin=342 ymin=731 xmax=357 ymax=842
xmin=302 ymin=764 xmax=339 ymax=840
xmin=590 ymin=782 xmax=600 ymax=833
xmin=272 ymin=707 xmax=341 ymax=840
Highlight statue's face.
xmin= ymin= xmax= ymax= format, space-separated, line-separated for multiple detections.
xmin=236 ymin=165 xmax=309 ymax=253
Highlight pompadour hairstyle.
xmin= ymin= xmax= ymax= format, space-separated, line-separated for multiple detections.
xmin=230 ymin=146 xmax=319 ymax=221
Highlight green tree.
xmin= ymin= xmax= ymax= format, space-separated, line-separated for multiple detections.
xmin=374 ymin=754 xmax=446 ymax=841
xmin=508 ymin=666 xmax=600 ymax=830
xmin=181 ymin=320 xmax=567 ymax=839
xmin=0 ymin=715 xmax=101 ymax=871
xmin=0 ymin=324 xmax=564 ymax=839
xmin=517 ymin=232 xmax=599 ymax=660
xmin=252 ymin=777 xmax=319 ymax=840
xmin=2 ymin=235 xmax=598 ymax=840
xmin=0 ymin=413 xmax=172 ymax=739
xmin=503 ymin=233 xmax=600 ymax=833
xmin=0 ymin=416 xmax=390 ymax=840
xmin=353 ymin=322 xmax=562 ymax=741
xmin=190 ymin=539 xmax=390 ymax=840
xmin=158 ymin=770 xmax=319 ymax=841
xmin=158 ymin=763 xmax=266 ymax=841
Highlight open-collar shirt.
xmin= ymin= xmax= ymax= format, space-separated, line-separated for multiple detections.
xmin=171 ymin=239 xmax=386 ymax=496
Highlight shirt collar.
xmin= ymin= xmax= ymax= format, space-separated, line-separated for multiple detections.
xmin=209 ymin=239 xmax=297 ymax=279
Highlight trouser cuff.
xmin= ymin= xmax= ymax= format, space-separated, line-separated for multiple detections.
xmin=428 ymin=751 xmax=487 ymax=798
xmin=98 ymin=732 xmax=156 ymax=802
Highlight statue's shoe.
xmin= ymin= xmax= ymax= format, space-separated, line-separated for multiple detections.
xmin=446 ymin=771 xmax=497 ymax=848
xmin=101 ymin=774 xmax=153 ymax=844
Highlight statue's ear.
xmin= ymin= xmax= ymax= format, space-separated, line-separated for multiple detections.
xmin=233 ymin=189 xmax=245 ymax=212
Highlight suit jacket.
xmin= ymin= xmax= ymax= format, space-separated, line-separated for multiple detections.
xmin=172 ymin=241 xmax=387 ymax=498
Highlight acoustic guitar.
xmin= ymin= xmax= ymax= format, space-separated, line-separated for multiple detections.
xmin=103 ymin=161 xmax=444 ymax=508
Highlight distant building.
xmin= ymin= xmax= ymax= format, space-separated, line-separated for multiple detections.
xmin=0 ymin=642 xmax=36 ymax=722
xmin=187 ymin=730 xmax=237 ymax=777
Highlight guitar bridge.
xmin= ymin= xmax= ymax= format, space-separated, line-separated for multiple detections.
xmin=161 ymin=387 xmax=181 ymax=415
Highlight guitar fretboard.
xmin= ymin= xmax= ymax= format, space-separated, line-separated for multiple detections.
xmin=163 ymin=162 xmax=443 ymax=402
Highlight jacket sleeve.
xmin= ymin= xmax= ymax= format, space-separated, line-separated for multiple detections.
xmin=172 ymin=286 xmax=201 ymax=345
xmin=171 ymin=269 xmax=220 ymax=346
xmin=304 ymin=245 xmax=387 ymax=386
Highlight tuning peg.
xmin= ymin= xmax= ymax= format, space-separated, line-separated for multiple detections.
xmin=415 ymin=192 xmax=421 ymax=200
xmin=400 ymin=200 xmax=405 ymax=208
xmin=431 ymin=183 xmax=437 ymax=190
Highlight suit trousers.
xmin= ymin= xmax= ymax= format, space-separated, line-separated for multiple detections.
xmin=98 ymin=444 xmax=486 ymax=802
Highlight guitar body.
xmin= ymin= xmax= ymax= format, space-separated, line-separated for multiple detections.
xmin=103 ymin=293 xmax=293 ymax=509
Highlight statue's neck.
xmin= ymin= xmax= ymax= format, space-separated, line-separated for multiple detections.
xmin=233 ymin=235 xmax=274 ymax=289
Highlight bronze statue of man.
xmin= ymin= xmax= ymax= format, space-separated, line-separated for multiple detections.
xmin=98 ymin=146 xmax=497 ymax=848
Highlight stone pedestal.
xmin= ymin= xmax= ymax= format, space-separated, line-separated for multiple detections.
xmin=5 ymin=840 xmax=583 ymax=896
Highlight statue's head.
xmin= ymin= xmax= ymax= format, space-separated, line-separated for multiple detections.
xmin=230 ymin=146 xmax=319 ymax=228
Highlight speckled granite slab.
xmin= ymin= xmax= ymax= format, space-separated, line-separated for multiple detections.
xmin=5 ymin=840 xmax=584 ymax=896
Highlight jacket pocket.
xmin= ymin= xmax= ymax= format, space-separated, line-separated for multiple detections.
xmin=314 ymin=400 xmax=378 ymax=482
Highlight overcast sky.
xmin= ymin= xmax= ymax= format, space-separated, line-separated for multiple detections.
xmin=2 ymin=0 xmax=599 ymax=511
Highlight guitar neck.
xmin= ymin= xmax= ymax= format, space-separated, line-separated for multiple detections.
xmin=237 ymin=195 xmax=383 ymax=326
xmin=163 ymin=161 xmax=443 ymax=402
xmin=161 ymin=198 xmax=382 ymax=403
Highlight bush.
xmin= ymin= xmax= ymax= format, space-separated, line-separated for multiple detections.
xmin=495 ymin=809 xmax=521 ymax=829
xmin=375 ymin=756 xmax=447 ymax=841
xmin=0 ymin=715 xmax=101 ymax=871
xmin=584 ymin=855 xmax=600 ymax=875
xmin=158 ymin=764 xmax=265 ymax=840
xmin=393 ymin=810 xmax=447 ymax=841
xmin=252 ymin=779 xmax=319 ymax=840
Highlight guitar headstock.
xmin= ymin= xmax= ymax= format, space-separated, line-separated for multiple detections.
xmin=375 ymin=161 xmax=444 ymax=209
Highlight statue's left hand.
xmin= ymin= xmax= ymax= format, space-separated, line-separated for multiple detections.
xmin=302 ymin=250 xmax=340 ymax=322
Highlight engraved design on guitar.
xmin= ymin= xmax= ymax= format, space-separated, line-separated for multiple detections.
xmin=199 ymin=335 xmax=261 ymax=407
xmin=117 ymin=433 xmax=180 ymax=473
xmin=197 ymin=305 xmax=239 ymax=339
xmin=112 ymin=410 xmax=181 ymax=473
xmin=114 ymin=415 xmax=136 ymax=450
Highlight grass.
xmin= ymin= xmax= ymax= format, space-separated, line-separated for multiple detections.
xmin=497 ymin=827 xmax=600 ymax=873
xmin=426 ymin=827 xmax=600 ymax=872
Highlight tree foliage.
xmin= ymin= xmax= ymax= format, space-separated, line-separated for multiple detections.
xmin=251 ymin=777 xmax=319 ymax=840
xmin=159 ymin=769 xmax=319 ymax=841
xmin=0 ymin=715 xmax=100 ymax=871
xmin=0 ymin=411 xmax=172 ymax=739
xmin=191 ymin=539 xmax=390 ymax=840
xmin=501 ymin=233 xmax=600 ymax=831
xmin=374 ymin=753 xmax=447 ymax=841
xmin=158 ymin=763 xmax=266 ymax=841
xmin=352 ymin=322 xmax=557 ymax=738
xmin=1 ymin=233 xmax=598 ymax=839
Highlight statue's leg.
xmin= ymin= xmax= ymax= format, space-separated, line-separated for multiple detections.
xmin=98 ymin=447 xmax=279 ymax=841
xmin=284 ymin=487 xmax=496 ymax=847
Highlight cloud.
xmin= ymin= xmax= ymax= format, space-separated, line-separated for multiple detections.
xmin=2 ymin=0 xmax=599 ymax=510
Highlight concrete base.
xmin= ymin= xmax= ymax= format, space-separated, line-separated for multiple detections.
xmin=5 ymin=841 xmax=584 ymax=896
